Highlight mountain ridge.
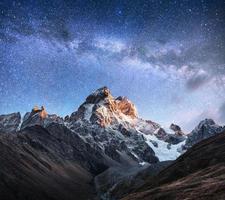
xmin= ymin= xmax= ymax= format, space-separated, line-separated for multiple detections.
xmin=0 ymin=87 xmax=225 ymax=200
xmin=1 ymin=87 xmax=224 ymax=163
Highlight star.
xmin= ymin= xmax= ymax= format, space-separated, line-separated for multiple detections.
xmin=0 ymin=0 xmax=224 ymax=131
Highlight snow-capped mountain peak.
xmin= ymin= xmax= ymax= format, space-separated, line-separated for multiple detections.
xmin=67 ymin=86 xmax=139 ymax=128
xmin=64 ymin=87 xmax=187 ymax=163
xmin=1 ymin=87 xmax=223 ymax=165
xmin=184 ymin=118 xmax=225 ymax=149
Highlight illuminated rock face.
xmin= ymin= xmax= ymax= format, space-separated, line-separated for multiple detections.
xmin=85 ymin=86 xmax=113 ymax=104
xmin=116 ymin=97 xmax=138 ymax=118
xmin=39 ymin=106 xmax=48 ymax=119
xmin=92 ymin=95 xmax=138 ymax=127
xmin=31 ymin=106 xmax=48 ymax=119
xmin=69 ymin=87 xmax=138 ymax=127
xmin=21 ymin=106 xmax=63 ymax=129
xmin=64 ymin=87 xmax=160 ymax=164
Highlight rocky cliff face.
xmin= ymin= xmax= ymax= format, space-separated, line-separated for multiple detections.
xmin=0 ymin=112 xmax=21 ymax=133
xmin=65 ymin=87 xmax=159 ymax=164
xmin=170 ymin=123 xmax=184 ymax=136
xmin=65 ymin=87 xmax=187 ymax=164
xmin=184 ymin=118 xmax=225 ymax=150
xmin=21 ymin=106 xmax=63 ymax=130
xmin=67 ymin=86 xmax=138 ymax=127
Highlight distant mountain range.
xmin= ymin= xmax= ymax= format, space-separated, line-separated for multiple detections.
xmin=0 ymin=87 xmax=225 ymax=200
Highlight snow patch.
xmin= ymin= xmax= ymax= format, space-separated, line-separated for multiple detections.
xmin=134 ymin=118 xmax=159 ymax=134
xmin=17 ymin=118 xmax=23 ymax=131
xmin=131 ymin=152 xmax=139 ymax=159
xmin=143 ymin=134 xmax=185 ymax=161
xmin=83 ymin=104 xmax=94 ymax=121
xmin=139 ymin=161 xmax=147 ymax=166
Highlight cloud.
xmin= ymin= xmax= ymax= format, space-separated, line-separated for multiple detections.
xmin=176 ymin=108 xmax=219 ymax=132
xmin=186 ymin=69 xmax=211 ymax=91
xmin=94 ymin=37 xmax=126 ymax=53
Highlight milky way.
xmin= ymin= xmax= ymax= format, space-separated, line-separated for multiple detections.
xmin=0 ymin=0 xmax=225 ymax=131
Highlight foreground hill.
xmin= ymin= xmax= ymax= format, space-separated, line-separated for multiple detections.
xmin=122 ymin=131 xmax=225 ymax=200
xmin=0 ymin=125 xmax=109 ymax=200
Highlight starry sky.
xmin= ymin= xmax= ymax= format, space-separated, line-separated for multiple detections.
xmin=0 ymin=0 xmax=225 ymax=131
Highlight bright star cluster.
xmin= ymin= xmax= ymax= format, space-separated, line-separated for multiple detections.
xmin=0 ymin=0 xmax=225 ymax=131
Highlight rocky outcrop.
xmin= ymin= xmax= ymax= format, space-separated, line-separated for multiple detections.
xmin=21 ymin=106 xmax=63 ymax=129
xmin=164 ymin=134 xmax=186 ymax=145
xmin=154 ymin=128 xmax=167 ymax=140
xmin=0 ymin=112 xmax=21 ymax=133
xmin=68 ymin=87 xmax=138 ymax=127
xmin=68 ymin=122 xmax=159 ymax=165
xmin=184 ymin=118 xmax=225 ymax=149
xmin=158 ymin=123 xmax=186 ymax=145
xmin=170 ymin=123 xmax=184 ymax=136
xmin=116 ymin=96 xmax=138 ymax=118
xmin=65 ymin=87 xmax=161 ymax=165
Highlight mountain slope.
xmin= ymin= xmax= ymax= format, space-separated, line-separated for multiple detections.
xmin=121 ymin=131 xmax=225 ymax=200
xmin=65 ymin=86 xmax=186 ymax=163
xmin=0 ymin=112 xmax=21 ymax=133
xmin=0 ymin=124 xmax=117 ymax=200
xmin=95 ymin=161 xmax=172 ymax=200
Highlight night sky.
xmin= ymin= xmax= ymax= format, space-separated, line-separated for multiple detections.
xmin=0 ymin=0 xmax=225 ymax=131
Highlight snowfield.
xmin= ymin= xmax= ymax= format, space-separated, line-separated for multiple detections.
xmin=143 ymin=134 xmax=186 ymax=161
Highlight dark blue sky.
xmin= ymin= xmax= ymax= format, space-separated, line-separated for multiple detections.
xmin=0 ymin=0 xmax=225 ymax=131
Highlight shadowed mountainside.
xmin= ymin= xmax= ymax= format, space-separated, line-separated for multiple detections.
xmin=0 ymin=124 xmax=116 ymax=200
xmin=121 ymin=131 xmax=225 ymax=200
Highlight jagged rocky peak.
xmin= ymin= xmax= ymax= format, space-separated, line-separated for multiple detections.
xmin=21 ymin=106 xmax=63 ymax=130
xmin=170 ymin=123 xmax=185 ymax=136
xmin=154 ymin=127 xmax=167 ymax=139
xmin=197 ymin=118 xmax=216 ymax=127
xmin=31 ymin=105 xmax=48 ymax=119
xmin=68 ymin=86 xmax=138 ymax=127
xmin=116 ymin=96 xmax=138 ymax=118
xmin=0 ymin=112 xmax=21 ymax=133
xmin=184 ymin=118 xmax=225 ymax=149
xmin=85 ymin=86 xmax=113 ymax=104
xmin=64 ymin=87 xmax=160 ymax=165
